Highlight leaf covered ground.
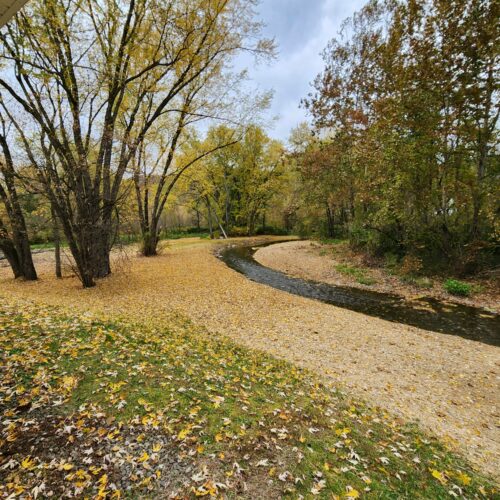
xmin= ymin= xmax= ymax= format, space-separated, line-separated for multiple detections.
xmin=0 ymin=297 xmax=496 ymax=498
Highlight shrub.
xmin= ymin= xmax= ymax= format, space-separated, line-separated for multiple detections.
xmin=384 ymin=252 xmax=399 ymax=270
xmin=320 ymin=237 xmax=346 ymax=245
xmin=255 ymin=225 xmax=289 ymax=236
xmin=228 ymin=226 xmax=248 ymax=237
xmin=357 ymin=276 xmax=377 ymax=285
xmin=443 ymin=279 xmax=472 ymax=297
xmin=415 ymin=277 xmax=433 ymax=289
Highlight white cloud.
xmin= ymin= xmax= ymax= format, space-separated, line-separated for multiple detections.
xmin=236 ymin=0 xmax=366 ymax=141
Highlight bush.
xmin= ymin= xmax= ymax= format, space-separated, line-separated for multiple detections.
xmin=320 ymin=237 xmax=346 ymax=245
xmin=415 ymin=277 xmax=433 ymax=289
xmin=228 ymin=226 xmax=248 ymax=237
xmin=399 ymin=254 xmax=423 ymax=276
xmin=443 ymin=279 xmax=472 ymax=297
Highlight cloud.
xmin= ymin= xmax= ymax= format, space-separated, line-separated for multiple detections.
xmin=236 ymin=0 xmax=366 ymax=141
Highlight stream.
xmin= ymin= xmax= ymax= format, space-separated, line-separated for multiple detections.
xmin=218 ymin=242 xmax=500 ymax=347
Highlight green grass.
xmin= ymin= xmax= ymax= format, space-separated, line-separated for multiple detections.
xmin=400 ymin=276 xmax=434 ymax=289
xmin=443 ymin=279 xmax=472 ymax=297
xmin=30 ymin=230 xmax=211 ymax=251
xmin=335 ymin=264 xmax=377 ymax=286
xmin=161 ymin=230 xmax=211 ymax=240
xmin=0 ymin=299 xmax=495 ymax=498
xmin=30 ymin=241 xmax=60 ymax=250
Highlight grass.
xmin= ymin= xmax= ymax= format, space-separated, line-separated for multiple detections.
xmin=400 ymin=276 xmax=434 ymax=290
xmin=29 ymin=231 xmax=211 ymax=252
xmin=30 ymin=241 xmax=61 ymax=251
xmin=0 ymin=298 xmax=495 ymax=498
xmin=162 ymin=230 xmax=211 ymax=240
xmin=443 ymin=279 xmax=473 ymax=297
xmin=335 ymin=264 xmax=377 ymax=286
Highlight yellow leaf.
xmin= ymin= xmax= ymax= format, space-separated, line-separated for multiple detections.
xmin=430 ymin=469 xmax=447 ymax=484
xmin=336 ymin=427 xmax=351 ymax=436
xmin=456 ymin=471 xmax=471 ymax=486
xmin=178 ymin=427 xmax=192 ymax=440
xmin=346 ymin=488 xmax=360 ymax=498
xmin=21 ymin=456 xmax=35 ymax=469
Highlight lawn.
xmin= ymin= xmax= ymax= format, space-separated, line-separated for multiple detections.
xmin=0 ymin=297 xmax=495 ymax=498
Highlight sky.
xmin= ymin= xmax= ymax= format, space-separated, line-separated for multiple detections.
xmin=238 ymin=0 xmax=366 ymax=142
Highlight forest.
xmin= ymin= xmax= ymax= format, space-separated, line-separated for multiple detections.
xmin=0 ymin=0 xmax=498 ymax=287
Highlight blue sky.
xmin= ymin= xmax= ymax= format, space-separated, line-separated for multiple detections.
xmin=239 ymin=0 xmax=366 ymax=141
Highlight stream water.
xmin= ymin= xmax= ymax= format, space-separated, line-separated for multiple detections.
xmin=218 ymin=242 xmax=500 ymax=347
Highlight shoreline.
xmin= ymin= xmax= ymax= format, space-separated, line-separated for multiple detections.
xmin=254 ymin=240 xmax=499 ymax=313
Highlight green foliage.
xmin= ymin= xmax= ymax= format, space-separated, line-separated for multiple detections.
xmin=255 ymin=225 xmax=289 ymax=236
xmin=186 ymin=125 xmax=288 ymax=237
xmin=161 ymin=228 xmax=211 ymax=240
xmin=443 ymin=279 xmax=472 ymax=297
xmin=320 ymin=237 xmax=346 ymax=245
xmin=400 ymin=275 xmax=434 ymax=289
xmin=227 ymin=226 xmax=248 ymax=237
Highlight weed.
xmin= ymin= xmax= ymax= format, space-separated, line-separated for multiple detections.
xmin=443 ymin=279 xmax=472 ymax=297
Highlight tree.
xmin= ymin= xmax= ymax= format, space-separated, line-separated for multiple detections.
xmin=186 ymin=125 xmax=285 ymax=236
xmin=0 ymin=0 xmax=274 ymax=286
xmin=301 ymin=0 xmax=499 ymax=271
xmin=0 ymin=111 xmax=37 ymax=280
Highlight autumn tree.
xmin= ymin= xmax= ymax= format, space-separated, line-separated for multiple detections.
xmin=0 ymin=0 xmax=274 ymax=286
xmin=301 ymin=0 xmax=499 ymax=271
xmin=186 ymin=124 xmax=285 ymax=236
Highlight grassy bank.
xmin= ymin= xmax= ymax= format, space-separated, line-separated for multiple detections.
xmin=0 ymin=298 xmax=495 ymax=498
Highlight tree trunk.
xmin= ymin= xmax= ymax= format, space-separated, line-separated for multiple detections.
xmin=0 ymin=130 xmax=37 ymax=281
xmin=0 ymin=213 xmax=37 ymax=281
xmin=142 ymin=229 xmax=159 ymax=257
xmin=325 ymin=203 xmax=334 ymax=238
xmin=0 ymin=227 xmax=22 ymax=279
xmin=52 ymin=206 xmax=62 ymax=278
xmin=206 ymin=198 xmax=214 ymax=239
xmin=18 ymin=234 xmax=37 ymax=280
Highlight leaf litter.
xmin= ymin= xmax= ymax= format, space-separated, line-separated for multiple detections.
xmin=0 ymin=238 xmax=498 ymax=497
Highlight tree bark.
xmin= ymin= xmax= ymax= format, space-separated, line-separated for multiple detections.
xmin=0 ymin=130 xmax=37 ymax=281
xmin=52 ymin=206 xmax=62 ymax=278
xmin=325 ymin=203 xmax=335 ymax=238
xmin=0 ymin=220 xmax=22 ymax=278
